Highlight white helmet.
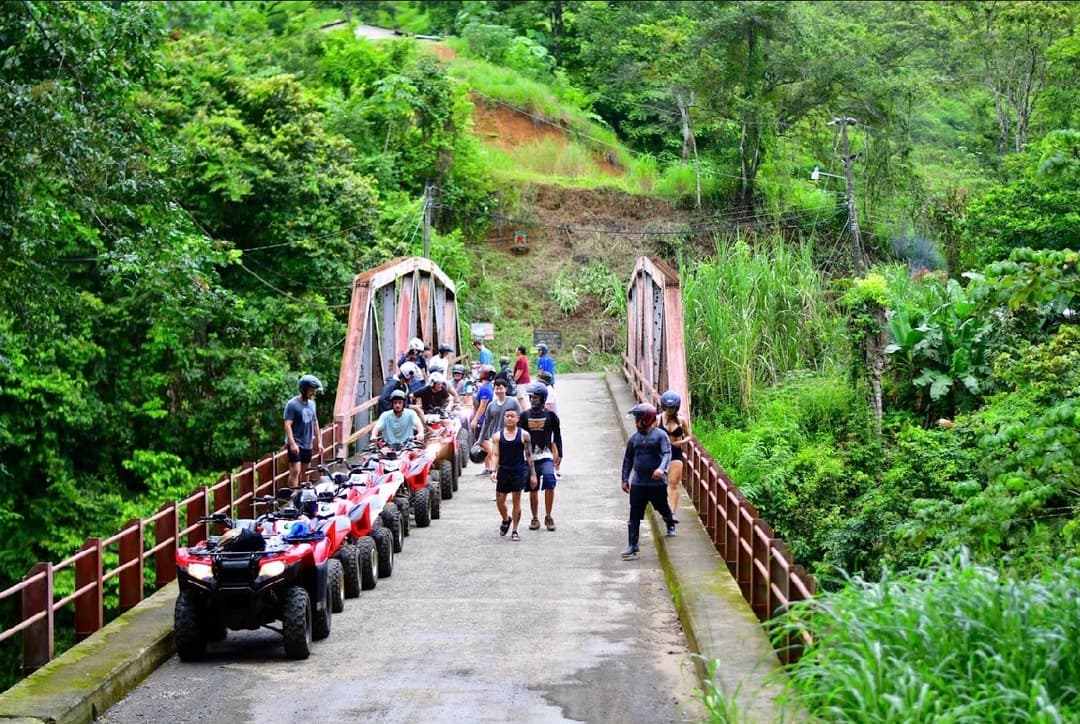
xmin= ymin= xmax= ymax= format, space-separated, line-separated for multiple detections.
xmin=398 ymin=361 xmax=421 ymax=380
xmin=429 ymin=371 xmax=446 ymax=385
xmin=408 ymin=337 xmax=424 ymax=353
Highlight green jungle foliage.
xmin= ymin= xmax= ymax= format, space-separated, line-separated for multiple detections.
xmin=2 ymin=0 xmax=1078 ymax=708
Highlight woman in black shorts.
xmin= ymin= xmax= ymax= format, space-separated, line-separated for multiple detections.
xmin=489 ymin=408 xmax=535 ymax=541
xmin=659 ymin=390 xmax=691 ymax=522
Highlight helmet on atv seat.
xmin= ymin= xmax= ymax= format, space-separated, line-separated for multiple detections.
xmin=527 ymin=382 xmax=548 ymax=410
xmin=659 ymin=390 xmax=681 ymax=411
xmin=298 ymin=374 xmax=323 ymax=394
xmin=293 ymin=489 xmax=318 ymax=518
xmin=469 ymin=443 xmax=486 ymax=464
xmin=284 ymin=520 xmax=315 ymax=541
xmin=627 ymin=403 xmax=657 ymax=430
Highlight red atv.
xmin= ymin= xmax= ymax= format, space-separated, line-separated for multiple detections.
xmin=173 ymin=504 xmax=346 ymax=661
xmin=312 ymin=460 xmax=407 ymax=594
xmin=423 ymin=408 xmax=464 ymax=500
xmin=361 ymin=441 xmax=441 ymax=527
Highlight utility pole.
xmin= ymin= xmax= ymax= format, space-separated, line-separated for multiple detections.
xmin=828 ymin=116 xmax=865 ymax=276
xmin=422 ymin=182 xmax=432 ymax=259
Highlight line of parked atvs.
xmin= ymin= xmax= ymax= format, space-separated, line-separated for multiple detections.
xmin=173 ymin=405 xmax=471 ymax=660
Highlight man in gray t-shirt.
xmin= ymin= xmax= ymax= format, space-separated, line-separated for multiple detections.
xmin=284 ymin=375 xmax=323 ymax=487
xmin=373 ymin=390 xmax=423 ymax=447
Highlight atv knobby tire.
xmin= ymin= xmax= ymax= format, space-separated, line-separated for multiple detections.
xmin=412 ymin=487 xmax=431 ymax=527
xmin=312 ymin=576 xmax=333 ymax=641
xmin=381 ymin=504 xmax=404 ymax=553
xmin=439 ymin=459 xmax=454 ymax=500
xmin=327 ymin=558 xmax=345 ymax=613
xmin=282 ymin=586 xmax=313 ymax=659
xmin=174 ymin=589 xmax=208 ymax=661
xmin=336 ymin=543 xmax=361 ymax=598
xmin=372 ymin=527 xmax=394 ymax=578
xmin=356 ymin=535 xmax=378 ymax=590
xmin=456 ymin=425 xmax=470 ymax=470
xmin=429 ymin=481 xmax=442 ymax=520
xmin=395 ymin=497 xmax=411 ymax=536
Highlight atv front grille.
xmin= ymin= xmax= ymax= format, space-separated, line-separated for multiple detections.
xmin=213 ymin=552 xmax=261 ymax=587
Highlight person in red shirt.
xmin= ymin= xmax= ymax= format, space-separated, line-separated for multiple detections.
xmin=513 ymin=345 xmax=531 ymax=403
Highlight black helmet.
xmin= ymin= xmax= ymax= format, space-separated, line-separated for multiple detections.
xmin=294 ymin=489 xmax=319 ymax=518
xmin=298 ymin=374 xmax=323 ymax=393
xmin=527 ymin=382 xmax=548 ymax=410
xmin=390 ymin=389 xmax=408 ymax=402
xmin=438 ymin=342 xmax=452 ymax=353
xmin=499 ymin=356 xmax=510 ymax=367
xmin=469 ymin=443 xmax=486 ymax=464
xmin=659 ymin=390 xmax=681 ymax=410
xmin=537 ymin=370 xmax=553 ymax=384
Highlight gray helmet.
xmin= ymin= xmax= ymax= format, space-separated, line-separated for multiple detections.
xmin=408 ymin=337 xmax=424 ymax=353
xmin=659 ymin=390 xmax=681 ymax=410
xmin=298 ymin=374 xmax=323 ymax=393
xmin=536 ymin=343 xmax=548 ymax=353
xmin=499 ymin=356 xmax=510 ymax=367
xmin=438 ymin=342 xmax=452 ymax=353
xmin=452 ymin=364 xmax=467 ymax=375
xmin=390 ymin=389 xmax=408 ymax=401
xmin=526 ymin=382 xmax=548 ymax=409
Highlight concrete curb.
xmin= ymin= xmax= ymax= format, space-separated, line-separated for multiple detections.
xmin=0 ymin=583 xmax=176 ymax=723
xmin=604 ymin=371 xmax=785 ymax=723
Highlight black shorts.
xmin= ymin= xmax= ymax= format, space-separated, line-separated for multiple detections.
xmin=287 ymin=447 xmax=313 ymax=464
xmin=670 ymin=446 xmax=684 ymax=462
xmin=495 ymin=464 xmax=528 ymax=494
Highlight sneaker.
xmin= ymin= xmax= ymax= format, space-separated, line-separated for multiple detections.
xmin=499 ymin=519 xmax=511 ymax=537
xmin=476 ymin=468 xmax=493 ymax=476
xmin=666 ymin=524 xmax=677 ymax=538
xmin=529 ymin=518 xmax=541 ymax=530
xmin=555 ymin=471 xmax=563 ymax=480
xmin=545 ymin=515 xmax=556 ymax=531
xmin=511 ymin=530 xmax=521 ymax=541
xmin=620 ymin=546 xmax=639 ymax=559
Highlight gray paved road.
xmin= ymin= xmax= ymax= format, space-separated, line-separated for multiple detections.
xmin=101 ymin=374 xmax=704 ymax=724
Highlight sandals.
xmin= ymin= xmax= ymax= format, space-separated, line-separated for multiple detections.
xmin=510 ymin=531 xmax=521 ymax=541
xmin=499 ymin=519 xmax=511 ymax=537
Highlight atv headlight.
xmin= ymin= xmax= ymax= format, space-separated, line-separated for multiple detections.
xmin=188 ymin=562 xmax=214 ymax=581
xmin=258 ymin=560 xmax=286 ymax=579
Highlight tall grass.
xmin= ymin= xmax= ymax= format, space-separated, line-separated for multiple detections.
xmin=775 ymin=550 xmax=1080 ymax=722
xmin=683 ymin=234 xmax=846 ymax=418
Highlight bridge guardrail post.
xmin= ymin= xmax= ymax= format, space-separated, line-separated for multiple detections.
xmin=21 ymin=562 xmax=53 ymax=673
xmin=118 ymin=520 xmax=144 ymax=612
xmin=186 ymin=488 xmax=208 ymax=548
xmin=154 ymin=501 xmax=178 ymax=588
xmin=237 ymin=464 xmax=255 ymax=519
xmin=74 ymin=538 xmax=103 ymax=641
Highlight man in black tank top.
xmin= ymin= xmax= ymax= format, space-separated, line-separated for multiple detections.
xmin=488 ymin=408 xmax=535 ymax=541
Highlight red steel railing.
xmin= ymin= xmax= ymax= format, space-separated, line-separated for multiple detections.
xmin=623 ymin=356 xmax=815 ymax=663
xmin=0 ymin=423 xmax=352 ymax=673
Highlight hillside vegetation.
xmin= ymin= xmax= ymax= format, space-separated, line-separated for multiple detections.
xmin=1 ymin=1 xmax=1078 ymax=715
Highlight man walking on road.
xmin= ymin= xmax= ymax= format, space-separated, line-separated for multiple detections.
xmin=620 ymin=403 xmax=677 ymax=558
xmin=489 ymin=408 xmax=535 ymax=541
xmin=520 ymin=382 xmax=562 ymax=531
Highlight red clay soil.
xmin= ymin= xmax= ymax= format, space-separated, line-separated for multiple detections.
xmin=471 ymin=97 xmax=623 ymax=177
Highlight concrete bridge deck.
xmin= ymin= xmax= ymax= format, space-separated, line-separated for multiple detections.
xmin=0 ymin=373 xmax=783 ymax=723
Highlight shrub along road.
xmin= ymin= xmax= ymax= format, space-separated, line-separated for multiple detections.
xmin=100 ymin=373 xmax=704 ymax=723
